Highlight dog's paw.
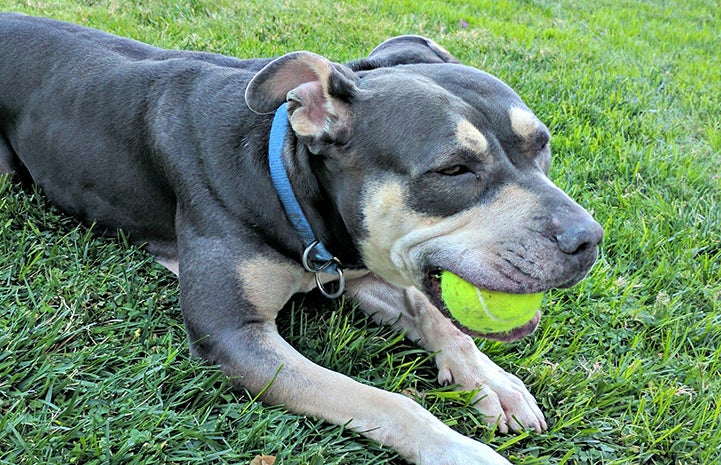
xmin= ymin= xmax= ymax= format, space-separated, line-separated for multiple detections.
xmin=415 ymin=431 xmax=513 ymax=465
xmin=435 ymin=335 xmax=547 ymax=434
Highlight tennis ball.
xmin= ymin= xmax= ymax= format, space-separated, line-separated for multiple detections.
xmin=440 ymin=270 xmax=543 ymax=334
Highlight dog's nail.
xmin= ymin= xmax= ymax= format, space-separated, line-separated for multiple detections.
xmin=438 ymin=368 xmax=454 ymax=386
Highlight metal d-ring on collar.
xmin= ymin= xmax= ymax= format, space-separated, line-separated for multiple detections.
xmin=267 ymin=103 xmax=345 ymax=299
xmin=302 ymin=241 xmax=345 ymax=299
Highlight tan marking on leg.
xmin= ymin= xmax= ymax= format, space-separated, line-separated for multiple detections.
xmin=347 ymin=274 xmax=547 ymax=434
xmin=155 ymin=257 xmax=179 ymax=276
xmin=247 ymin=327 xmax=508 ymax=464
xmin=456 ymin=119 xmax=488 ymax=155
xmin=237 ymin=257 xmax=309 ymax=320
xmin=509 ymin=106 xmax=540 ymax=140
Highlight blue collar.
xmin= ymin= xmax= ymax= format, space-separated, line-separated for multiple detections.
xmin=267 ymin=103 xmax=344 ymax=298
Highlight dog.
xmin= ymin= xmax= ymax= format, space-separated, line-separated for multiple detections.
xmin=0 ymin=13 xmax=603 ymax=465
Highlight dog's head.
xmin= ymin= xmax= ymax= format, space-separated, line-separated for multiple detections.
xmin=246 ymin=37 xmax=603 ymax=341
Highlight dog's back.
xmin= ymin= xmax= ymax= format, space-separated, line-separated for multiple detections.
xmin=0 ymin=13 xmax=270 ymax=257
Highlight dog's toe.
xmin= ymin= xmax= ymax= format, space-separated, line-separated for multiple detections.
xmin=434 ymin=336 xmax=547 ymax=433
xmin=437 ymin=367 xmax=454 ymax=387
xmin=475 ymin=382 xmax=546 ymax=433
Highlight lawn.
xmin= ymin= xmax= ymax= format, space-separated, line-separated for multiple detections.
xmin=1 ymin=0 xmax=719 ymax=464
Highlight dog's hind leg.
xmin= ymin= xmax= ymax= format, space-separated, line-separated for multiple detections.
xmin=0 ymin=134 xmax=17 ymax=175
xmin=346 ymin=273 xmax=547 ymax=434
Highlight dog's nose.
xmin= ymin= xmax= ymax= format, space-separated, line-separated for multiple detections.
xmin=555 ymin=218 xmax=604 ymax=255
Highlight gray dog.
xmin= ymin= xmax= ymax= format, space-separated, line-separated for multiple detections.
xmin=0 ymin=13 xmax=603 ymax=465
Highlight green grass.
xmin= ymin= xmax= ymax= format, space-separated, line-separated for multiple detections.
xmin=1 ymin=0 xmax=720 ymax=463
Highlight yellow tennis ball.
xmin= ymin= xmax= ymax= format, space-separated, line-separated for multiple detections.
xmin=440 ymin=270 xmax=543 ymax=334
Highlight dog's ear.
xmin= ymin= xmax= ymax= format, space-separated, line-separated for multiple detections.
xmin=246 ymin=52 xmax=356 ymax=151
xmin=348 ymin=35 xmax=460 ymax=71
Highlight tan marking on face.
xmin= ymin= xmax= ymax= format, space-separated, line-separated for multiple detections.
xmin=237 ymin=257 xmax=308 ymax=320
xmin=429 ymin=184 xmax=541 ymax=249
xmin=423 ymin=183 xmax=546 ymax=282
xmin=470 ymin=184 xmax=539 ymax=227
xmin=361 ymin=178 xmax=545 ymax=290
xmin=455 ymin=119 xmax=488 ymax=155
xmin=509 ymin=107 xmax=540 ymax=140
xmin=361 ymin=181 xmax=440 ymax=288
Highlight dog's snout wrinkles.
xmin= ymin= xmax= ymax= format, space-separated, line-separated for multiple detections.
xmin=556 ymin=218 xmax=604 ymax=255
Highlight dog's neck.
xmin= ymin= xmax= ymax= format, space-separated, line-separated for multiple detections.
xmin=268 ymin=103 xmax=359 ymax=296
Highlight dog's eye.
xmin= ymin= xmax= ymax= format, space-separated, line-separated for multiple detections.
xmin=437 ymin=165 xmax=472 ymax=176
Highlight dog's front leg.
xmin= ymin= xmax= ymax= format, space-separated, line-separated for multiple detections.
xmin=202 ymin=323 xmax=513 ymax=465
xmin=177 ymin=241 xmax=511 ymax=465
xmin=346 ymin=274 xmax=547 ymax=434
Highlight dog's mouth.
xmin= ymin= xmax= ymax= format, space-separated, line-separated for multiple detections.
xmin=423 ymin=269 xmax=542 ymax=342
